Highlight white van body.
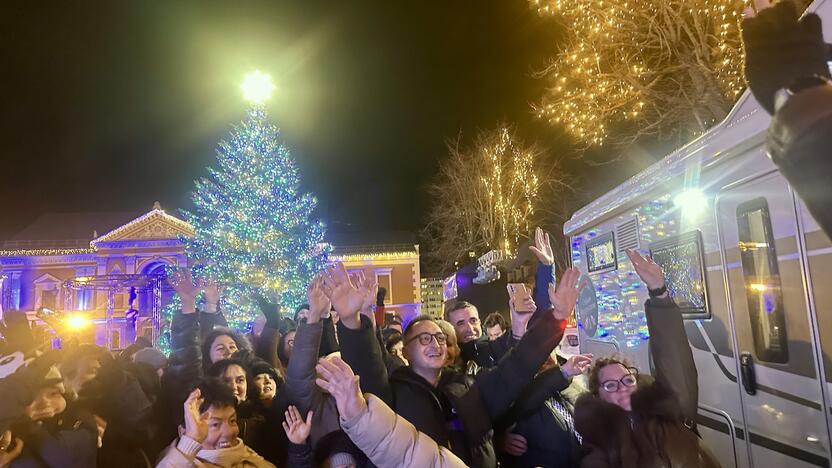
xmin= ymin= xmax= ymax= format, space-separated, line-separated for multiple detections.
xmin=563 ymin=1 xmax=832 ymax=466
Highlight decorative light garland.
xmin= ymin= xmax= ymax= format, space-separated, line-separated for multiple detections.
xmin=530 ymin=0 xmax=750 ymax=146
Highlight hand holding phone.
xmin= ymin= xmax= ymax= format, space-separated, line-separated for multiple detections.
xmin=507 ymin=283 xmax=535 ymax=313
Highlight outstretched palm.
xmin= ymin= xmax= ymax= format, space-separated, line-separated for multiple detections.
xmin=548 ymin=268 xmax=584 ymax=320
xmin=307 ymin=274 xmax=331 ymax=324
xmin=625 ymin=249 xmax=665 ymax=290
xmin=322 ymin=262 xmax=364 ymax=327
xmin=528 ymin=227 xmax=555 ymax=266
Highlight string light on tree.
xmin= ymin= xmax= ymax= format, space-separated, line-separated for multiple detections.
xmin=529 ymin=0 xmax=764 ymax=148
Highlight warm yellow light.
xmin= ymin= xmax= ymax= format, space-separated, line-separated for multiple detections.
xmin=66 ymin=315 xmax=91 ymax=330
xmin=241 ymin=70 xmax=275 ymax=104
xmin=749 ymin=283 xmax=768 ymax=292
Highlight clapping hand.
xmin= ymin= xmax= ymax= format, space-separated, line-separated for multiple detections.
xmin=548 ymin=268 xmax=584 ymax=320
xmin=306 ymin=273 xmax=331 ymax=324
xmin=315 ymin=356 xmax=366 ymax=421
xmin=322 ymin=263 xmax=365 ymax=329
xmin=529 ymin=227 xmax=555 ymax=266
xmin=282 ymin=406 xmax=313 ymax=445
xmin=183 ymin=389 xmax=208 ymax=443
xmin=561 ymin=353 xmax=593 ymax=377
xmin=625 ymin=249 xmax=666 ymax=292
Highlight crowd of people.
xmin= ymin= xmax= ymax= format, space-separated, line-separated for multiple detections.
xmin=3 ymin=2 xmax=832 ymax=467
xmin=0 ymin=227 xmax=717 ymax=468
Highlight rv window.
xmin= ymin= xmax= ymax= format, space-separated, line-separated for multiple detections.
xmin=586 ymin=231 xmax=617 ymax=273
xmin=737 ymin=198 xmax=789 ymax=363
xmin=649 ymin=231 xmax=709 ymax=319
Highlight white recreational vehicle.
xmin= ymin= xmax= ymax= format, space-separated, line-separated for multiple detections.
xmin=564 ymin=1 xmax=832 ymax=467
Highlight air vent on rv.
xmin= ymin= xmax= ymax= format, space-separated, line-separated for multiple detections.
xmin=615 ymin=216 xmax=640 ymax=255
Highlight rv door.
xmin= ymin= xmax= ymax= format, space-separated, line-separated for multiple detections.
xmin=716 ymin=171 xmax=830 ymax=467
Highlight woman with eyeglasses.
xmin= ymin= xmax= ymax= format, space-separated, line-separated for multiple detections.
xmin=574 ymin=250 xmax=720 ymax=468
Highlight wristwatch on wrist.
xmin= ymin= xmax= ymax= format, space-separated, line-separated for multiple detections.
xmin=648 ymin=284 xmax=668 ymax=298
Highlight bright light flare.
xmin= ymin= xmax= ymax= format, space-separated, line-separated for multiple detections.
xmin=674 ymin=188 xmax=707 ymax=221
xmin=241 ymin=70 xmax=275 ymax=104
xmin=66 ymin=315 xmax=91 ymax=330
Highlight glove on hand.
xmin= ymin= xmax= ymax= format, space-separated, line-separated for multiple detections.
xmin=743 ymin=1 xmax=831 ymax=114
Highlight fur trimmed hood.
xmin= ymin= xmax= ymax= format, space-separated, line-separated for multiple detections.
xmin=574 ymin=378 xmax=718 ymax=468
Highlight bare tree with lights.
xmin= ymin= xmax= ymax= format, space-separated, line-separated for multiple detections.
xmin=423 ymin=126 xmax=571 ymax=275
xmin=530 ymin=0 xmax=764 ymax=149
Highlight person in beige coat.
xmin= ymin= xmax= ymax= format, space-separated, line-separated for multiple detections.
xmin=156 ymin=380 xmax=274 ymax=468
xmin=315 ymin=356 xmax=466 ymax=468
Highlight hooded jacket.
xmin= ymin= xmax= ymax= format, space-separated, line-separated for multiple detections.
xmin=574 ymin=296 xmax=720 ymax=468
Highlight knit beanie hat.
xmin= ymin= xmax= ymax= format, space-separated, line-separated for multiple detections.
xmin=324 ymin=452 xmax=357 ymax=468
xmin=133 ymin=347 xmax=168 ymax=371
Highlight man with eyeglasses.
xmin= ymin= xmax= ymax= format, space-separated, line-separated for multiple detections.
xmin=323 ymin=261 xmax=583 ymax=468
xmin=574 ymin=250 xmax=720 ymax=467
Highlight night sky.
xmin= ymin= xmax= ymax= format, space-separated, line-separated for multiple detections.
xmin=2 ymin=1 xmax=639 ymax=242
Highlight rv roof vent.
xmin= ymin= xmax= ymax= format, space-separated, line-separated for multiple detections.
xmin=615 ymin=216 xmax=640 ymax=255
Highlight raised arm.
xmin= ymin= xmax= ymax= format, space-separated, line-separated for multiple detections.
xmin=282 ymin=275 xmax=328 ymax=414
xmin=324 ymin=263 xmax=392 ymax=403
xmin=529 ymin=227 xmax=557 ymax=311
xmin=626 ymin=249 xmax=698 ymax=420
xmin=463 ymin=268 xmax=582 ymax=437
xmin=254 ymin=293 xmax=284 ymax=371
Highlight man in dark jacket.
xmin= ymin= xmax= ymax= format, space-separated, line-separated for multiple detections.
xmin=324 ymin=261 xmax=582 ymax=468
xmin=456 ymin=227 xmax=559 ymax=374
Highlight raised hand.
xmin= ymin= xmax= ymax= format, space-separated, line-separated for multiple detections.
xmin=315 ymin=356 xmax=366 ymax=421
xmin=561 ymin=353 xmax=593 ymax=377
xmin=307 ymin=273 xmax=331 ymax=324
xmin=625 ymin=249 xmax=665 ymax=291
xmin=254 ymin=292 xmax=281 ymax=324
xmin=282 ymin=405 xmax=313 ymax=445
xmin=354 ymin=272 xmax=379 ymax=327
xmin=529 ymin=227 xmax=555 ymax=266
xmin=548 ymin=268 xmax=583 ymax=320
xmin=203 ymin=280 xmax=225 ymax=312
xmin=169 ymin=268 xmax=201 ymax=314
xmin=0 ymin=430 xmax=23 ymax=468
xmin=183 ymin=388 xmax=208 ymax=443
xmin=321 ymin=262 xmax=364 ymax=329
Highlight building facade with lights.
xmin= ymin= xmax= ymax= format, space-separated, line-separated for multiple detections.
xmin=0 ymin=204 xmax=422 ymax=349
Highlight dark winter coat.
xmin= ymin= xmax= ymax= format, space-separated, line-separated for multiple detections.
xmin=158 ymin=309 xmax=288 ymax=465
xmin=338 ymin=310 xmax=566 ymax=468
xmin=496 ymin=366 xmax=580 ymax=468
xmin=283 ymin=320 xmax=368 ymax=467
xmin=574 ymin=296 xmax=720 ymax=468
xmin=9 ymin=405 xmax=99 ymax=468
xmin=768 ymin=83 xmax=832 ymax=238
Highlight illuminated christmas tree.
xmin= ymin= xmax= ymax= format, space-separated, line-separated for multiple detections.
xmin=175 ymin=71 xmax=329 ymax=333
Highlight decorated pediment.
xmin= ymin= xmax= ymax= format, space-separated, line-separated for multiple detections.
xmin=91 ymin=206 xmax=194 ymax=245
